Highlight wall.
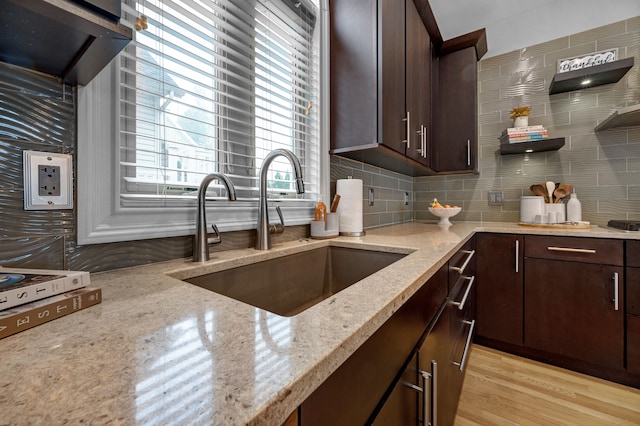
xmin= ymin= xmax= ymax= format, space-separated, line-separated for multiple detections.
xmin=415 ymin=16 xmax=640 ymax=227
xmin=330 ymin=156 xmax=414 ymax=229
xmin=0 ymin=63 xmax=305 ymax=272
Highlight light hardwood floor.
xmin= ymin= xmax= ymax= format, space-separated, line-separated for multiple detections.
xmin=454 ymin=345 xmax=640 ymax=426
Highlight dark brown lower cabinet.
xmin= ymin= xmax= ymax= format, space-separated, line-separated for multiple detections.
xmin=300 ymin=264 xmax=448 ymax=425
xmin=373 ymin=258 xmax=476 ymax=426
xmin=628 ymin=315 xmax=640 ymax=375
xmin=475 ymin=233 xmax=524 ymax=345
xmin=372 ymin=353 xmax=419 ymax=425
xmin=524 ymin=258 xmax=624 ymax=370
xmin=627 ymin=263 xmax=640 ymax=375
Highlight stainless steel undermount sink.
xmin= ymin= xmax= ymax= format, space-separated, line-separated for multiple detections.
xmin=182 ymin=246 xmax=407 ymax=316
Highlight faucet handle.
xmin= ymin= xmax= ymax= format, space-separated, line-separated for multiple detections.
xmin=275 ymin=206 xmax=284 ymax=226
xmin=207 ymin=224 xmax=222 ymax=245
xmin=270 ymin=206 xmax=285 ymax=235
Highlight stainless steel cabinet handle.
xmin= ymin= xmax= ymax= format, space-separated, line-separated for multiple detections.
xmin=515 ymin=239 xmax=519 ymax=273
xmin=421 ymin=370 xmax=431 ymax=426
xmin=416 ymin=127 xmax=423 ymax=153
xmin=403 ymin=111 xmax=411 ymax=148
xmin=453 ymin=319 xmax=476 ymax=371
xmin=547 ymin=246 xmax=596 ymax=254
xmin=422 ymin=125 xmax=427 ymax=159
xmin=614 ymin=272 xmax=619 ymax=311
xmin=431 ymin=360 xmax=438 ymax=426
xmin=452 ymin=276 xmax=474 ymax=311
xmin=466 ymin=139 xmax=471 ymax=167
xmin=451 ymin=249 xmax=475 ymax=274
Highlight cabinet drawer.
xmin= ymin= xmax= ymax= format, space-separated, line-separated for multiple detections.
xmin=629 ymin=267 xmax=640 ymax=315
xmin=524 ymin=235 xmax=623 ymax=266
xmin=627 ymin=240 xmax=640 ymax=267
xmin=448 ymin=239 xmax=475 ymax=292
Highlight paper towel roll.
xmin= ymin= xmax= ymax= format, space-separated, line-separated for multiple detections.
xmin=336 ymin=178 xmax=364 ymax=235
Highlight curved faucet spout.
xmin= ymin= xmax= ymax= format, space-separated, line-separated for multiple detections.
xmin=256 ymin=149 xmax=305 ymax=250
xmin=194 ymin=173 xmax=237 ymax=262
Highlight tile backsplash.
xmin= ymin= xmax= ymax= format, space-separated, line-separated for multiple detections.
xmin=416 ymin=16 xmax=640 ymax=226
xmin=1 ymin=16 xmax=639 ymax=272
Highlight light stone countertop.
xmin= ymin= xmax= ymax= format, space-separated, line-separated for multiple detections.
xmin=1 ymin=222 xmax=638 ymax=425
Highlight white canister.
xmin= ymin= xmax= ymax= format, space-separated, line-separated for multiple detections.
xmin=520 ymin=196 xmax=545 ymax=223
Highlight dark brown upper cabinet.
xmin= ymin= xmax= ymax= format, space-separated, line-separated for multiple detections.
xmin=329 ymin=0 xmax=436 ymax=176
xmin=431 ymin=45 xmax=479 ymax=173
xmin=329 ymin=0 xmax=485 ymax=176
xmin=405 ymin=0 xmax=433 ymax=168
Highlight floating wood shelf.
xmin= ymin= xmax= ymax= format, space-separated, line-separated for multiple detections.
xmin=595 ymin=103 xmax=640 ymax=131
xmin=500 ymin=137 xmax=565 ymax=155
xmin=548 ymin=57 xmax=634 ymax=95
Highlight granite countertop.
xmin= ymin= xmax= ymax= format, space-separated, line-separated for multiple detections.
xmin=1 ymin=222 xmax=638 ymax=425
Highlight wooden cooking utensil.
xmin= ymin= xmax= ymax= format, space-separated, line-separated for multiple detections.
xmin=530 ymin=184 xmax=549 ymax=203
xmin=330 ymin=194 xmax=341 ymax=213
xmin=546 ymin=181 xmax=556 ymax=203
xmin=553 ymin=183 xmax=573 ymax=203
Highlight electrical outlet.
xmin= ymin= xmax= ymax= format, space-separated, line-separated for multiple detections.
xmin=23 ymin=151 xmax=73 ymax=210
xmin=38 ymin=165 xmax=61 ymax=196
xmin=488 ymin=190 xmax=504 ymax=206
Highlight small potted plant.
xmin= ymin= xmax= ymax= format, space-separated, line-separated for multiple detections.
xmin=510 ymin=106 xmax=531 ymax=127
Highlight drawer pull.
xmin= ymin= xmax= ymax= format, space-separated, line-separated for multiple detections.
xmin=452 ymin=276 xmax=474 ymax=311
xmin=451 ymin=249 xmax=475 ymax=274
xmin=453 ymin=319 xmax=476 ymax=372
xmin=547 ymin=246 xmax=596 ymax=254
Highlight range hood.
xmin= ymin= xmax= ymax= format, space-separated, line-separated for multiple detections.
xmin=0 ymin=0 xmax=132 ymax=86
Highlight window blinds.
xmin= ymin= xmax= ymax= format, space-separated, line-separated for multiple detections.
xmin=118 ymin=0 xmax=319 ymax=204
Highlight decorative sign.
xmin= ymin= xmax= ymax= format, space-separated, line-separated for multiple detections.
xmin=557 ymin=48 xmax=618 ymax=73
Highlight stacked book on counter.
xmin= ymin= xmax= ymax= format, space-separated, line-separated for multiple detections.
xmin=0 ymin=267 xmax=100 ymax=340
xmin=500 ymin=125 xmax=549 ymax=144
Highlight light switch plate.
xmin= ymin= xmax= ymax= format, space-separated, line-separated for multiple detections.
xmin=23 ymin=151 xmax=73 ymax=210
xmin=488 ymin=190 xmax=504 ymax=206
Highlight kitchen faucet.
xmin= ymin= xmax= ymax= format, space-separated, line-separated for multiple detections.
xmin=193 ymin=173 xmax=237 ymax=262
xmin=256 ymin=149 xmax=305 ymax=250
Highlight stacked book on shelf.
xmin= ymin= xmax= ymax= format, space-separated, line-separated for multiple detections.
xmin=0 ymin=267 xmax=100 ymax=340
xmin=500 ymin=125 xmax=549 ymax=144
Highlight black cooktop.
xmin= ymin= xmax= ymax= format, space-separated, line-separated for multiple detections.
xmin=608 ymin=220 xmax=640 ymax=231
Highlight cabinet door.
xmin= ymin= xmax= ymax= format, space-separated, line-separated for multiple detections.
xmin=371 ymin=353 xmax=419 ymax=425
xmin=378 ymin=0 xmax=406 ymax=153
xmin=329 ymin=0 xmax=378 ymax=152
xmin=628 ymin=267 xmax=640 ymax=315
xmin=431 ymin=47 xmax=477 ymax=173
xmin=628 ymin=315 xmax=640 ymax=375
xmin=418 ymin=307 xmax=451 ymax=426
xmin=524 ymin=258 xmax=624 ymax=370
xmin=300 ymin=264 xmax=447 ymax=425
xmin=475 ymin=233 xmax=524 ymax=345
xmin=405 ymin=0 xmax=431 ymax=166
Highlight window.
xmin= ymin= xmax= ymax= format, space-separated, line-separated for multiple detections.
xmin=78 ymin=0 xmax=326 ymax=244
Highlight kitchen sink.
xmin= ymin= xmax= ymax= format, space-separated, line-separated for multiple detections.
xmin=182 ymin=246 xmax=407 ymax=316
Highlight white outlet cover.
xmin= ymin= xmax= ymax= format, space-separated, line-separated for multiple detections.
xmin=23 ymin=151 xmax=73 ymax=210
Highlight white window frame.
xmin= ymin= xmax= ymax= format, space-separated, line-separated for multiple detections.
xmin=77 ymin=0 xmax=330 ymax=245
